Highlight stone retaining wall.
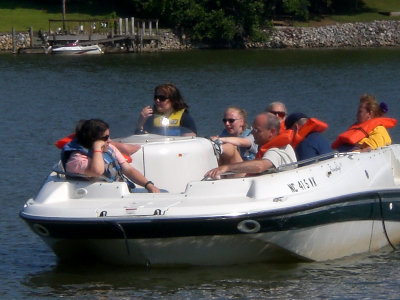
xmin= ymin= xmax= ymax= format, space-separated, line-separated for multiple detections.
xmin=0 ymin=32 xmax=30 ymax=52
xmin=246 ymin=20 xmax=400 ymax=49
xmin=2 ymin=20 xmax=400 ymax=52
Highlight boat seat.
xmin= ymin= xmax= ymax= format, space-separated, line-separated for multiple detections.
xmin=52 ymin=161 xmax=112 ymax=182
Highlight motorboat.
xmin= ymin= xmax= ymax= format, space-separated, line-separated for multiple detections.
xmin=20 ymin=134 xmax=400 ymax=266
xmin=49 ymin=41 xmax=103 ymax=55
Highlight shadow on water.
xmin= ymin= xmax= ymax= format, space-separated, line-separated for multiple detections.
xmin=22 ymin=247 xmax=400 ymax=299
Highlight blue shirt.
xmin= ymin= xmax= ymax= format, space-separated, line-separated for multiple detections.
xmin=296 ymin=132 xmax=332 ymax=161
xmin=220 ymin=128 xmax=258 ymax=161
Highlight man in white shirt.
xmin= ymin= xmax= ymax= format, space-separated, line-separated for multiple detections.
xmin=205 ymin=112 xmax=296 ymax=178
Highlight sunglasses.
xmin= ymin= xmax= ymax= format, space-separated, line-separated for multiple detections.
xmin=222 ymin=118 xmax=239 ymax=124
xmin=154 ymin=95 xmax=168 ymax=102
xmin=269 ymin=111 xmax=286 ymax=118
xmin=99 ymin=135 xmax=110 ymax=141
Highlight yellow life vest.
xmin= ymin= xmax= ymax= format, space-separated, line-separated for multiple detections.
xmin=331 ymin=117 xmax=397 ymax=149
xmin=153 ymin=109 xmax=185 ymax=127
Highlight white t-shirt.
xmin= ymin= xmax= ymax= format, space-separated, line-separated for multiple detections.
xmin=262 ymin=144 xmax=297 ymax=168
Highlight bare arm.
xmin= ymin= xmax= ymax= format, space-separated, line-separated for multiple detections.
xmin=83 ymin=140 xmax=107 ymax=177
xmin=121 ymin=163 xmax=160 ymax=193
xmin=219 ymin=136 xmax=252 ymax=148
xmin=204 ymin=159 xmax=274 ymax=179
xmin=136 ymin=106 xmax=153 ymax=132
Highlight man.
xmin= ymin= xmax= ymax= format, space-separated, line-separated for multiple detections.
xmin=285 ymin=112 xmax=332 ymax=161
xmin=265 ymin=101 xmax=287 ymax=132
xmin=205 ymin=112 xmax=296 ymax=179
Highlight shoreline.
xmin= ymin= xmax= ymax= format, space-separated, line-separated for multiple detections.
xmin=2 ymin=20 xmax=400 ymax=53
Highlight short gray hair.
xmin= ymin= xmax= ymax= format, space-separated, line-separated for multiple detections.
xmin=264 ymin=112 xmax=281 ymax=133
xmin=266 ymin=101 xmax=287 ymax=114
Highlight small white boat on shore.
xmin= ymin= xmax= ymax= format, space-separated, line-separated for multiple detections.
xmin=49 ymin=41 xmax=103 ymax=55
xmin=20 ymin=134 xmax=400 ymax=266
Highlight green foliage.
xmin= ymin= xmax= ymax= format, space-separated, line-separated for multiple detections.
xmin=2 ymin=0 xmax=400 ymax=45
xmin=159 ymin=0 xmax=267 ymax=47
xmin=281 ymin=0 xmax=310 ymax=20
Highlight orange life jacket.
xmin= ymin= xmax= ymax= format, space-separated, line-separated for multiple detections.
xmin=279 ymin=121 xmax=286 ymax=134
xmin=255 ymin=129 xmax=294 ymax=159
xmin=291 ymin=118 xmax=328 ymax=149
xmin=55 ymin=133 xmax=133 ymax=163
xmin=331 ymin=117 xmax=397 ymax=149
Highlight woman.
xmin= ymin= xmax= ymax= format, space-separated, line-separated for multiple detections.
xmin=135 ymin=83 xmax=197 ymax=136
xmin=332 ymin=94 xmax=396 ymax=152
xmin=62 ymin=119 xmax=160 ymax=193
xmin=212 ymin=106 xmax=258 ymax=165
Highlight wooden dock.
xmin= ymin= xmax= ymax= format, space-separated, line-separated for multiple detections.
xmin=42 ymin=17 xmax=161 ymax=53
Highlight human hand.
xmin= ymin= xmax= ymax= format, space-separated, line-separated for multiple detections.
xmin=93 ymin=140 xmax=106 ymax=152
xmin=204 ymin=165 xmax=227 ymax=179
xmin=210 ymin=135 xmax=219 ymax=141
xmin=148 ymin=185 xmax=160 ymax=193
xmin=141 ymin=106 xmax=153 ymax=119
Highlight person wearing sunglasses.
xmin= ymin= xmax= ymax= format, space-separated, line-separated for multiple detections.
xmin=266 ymin=101 xmax=287 ymax=133
xmin=62 ymin=119 xmax=160 ymax=193
xmin=135 ymin=83 xmax=197 ymax=136
xmin=205 ymin=112 xmax=297 ymax=179
xmin=211 ymin=106 xmax=258 ymax=165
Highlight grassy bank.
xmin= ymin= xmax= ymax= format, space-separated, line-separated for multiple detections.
xmin=1 ymin=0 xmax=400 ymax=32
xmin=0 ymin=0 xmax=119 ymax=32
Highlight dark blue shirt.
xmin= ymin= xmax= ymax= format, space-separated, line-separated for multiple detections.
xmin=296 ymin=132 xmax=332 ymax=161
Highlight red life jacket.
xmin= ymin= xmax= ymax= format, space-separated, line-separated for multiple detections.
xmin=255 ymin=130 xmax=294 ymax=159
xmin=331 ymin=117 xmax=397 ymax=149
xmin=55 ymin=133 xmax=133 ymax=163
xmin=291 ymin=118 xmax=328 ymax=149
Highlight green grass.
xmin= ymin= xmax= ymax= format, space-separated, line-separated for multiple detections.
xmin=1 ymin=0 xmax=400 ymax=32
xmin=328 ymin=0 xmax=400 ymax=23
xmin=0 ymin=1 xmax=120 ymax=32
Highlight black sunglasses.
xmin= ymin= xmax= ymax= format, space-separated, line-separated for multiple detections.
xmin=154 ymin=95 xmax=168 ymax=102
xmin=222 ymin=118 xmax=239 ymax=124
xmin=99 ymin=135 xmax=110 ymax=141
xmin=269 ymin=111 xmax=286 ymax=118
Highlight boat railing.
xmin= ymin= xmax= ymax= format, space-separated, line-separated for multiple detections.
xmin=273 ymin=151 xmax=339 ymax=173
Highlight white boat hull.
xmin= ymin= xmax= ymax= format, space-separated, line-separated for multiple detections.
xmin=51 ymin=44 xmax=103 ymax=55
xmin=20 ymin=137 xmax=400 ymax=266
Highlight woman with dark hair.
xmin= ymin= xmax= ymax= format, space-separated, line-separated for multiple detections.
xmin=135 ymin=83 xmax=197 ymax=136
xmin=62 ymin=119 xmax=160 ymax=193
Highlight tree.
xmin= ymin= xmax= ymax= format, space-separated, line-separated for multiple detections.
xmin=62 ymin=0 xmax=66 ymax=31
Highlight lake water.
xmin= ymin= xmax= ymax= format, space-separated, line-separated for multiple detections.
xmin=2 ymin=48 xmax=400 ymax=298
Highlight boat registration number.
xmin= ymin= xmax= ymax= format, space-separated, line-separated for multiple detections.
xmin=287 ymin=177 xmax=317 ymax=193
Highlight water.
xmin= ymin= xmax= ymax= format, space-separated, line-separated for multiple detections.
xmin=2 ymin=48 xmax=400 ymax=298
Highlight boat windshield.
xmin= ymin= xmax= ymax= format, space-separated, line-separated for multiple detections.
xmin=139 ymin=126 xmax=195 ymax=137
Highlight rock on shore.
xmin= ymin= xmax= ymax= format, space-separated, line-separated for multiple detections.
xmin=2 ymin=20 xmax=400 ymax=52
xmin=246 ymin=20 xmax=400 ymax=49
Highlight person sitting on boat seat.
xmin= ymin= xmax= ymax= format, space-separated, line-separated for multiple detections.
xmin=135 ymin=83 xmax=197 ymax=137
xmin=205 ymin=112 xmax=297 ymax=179
xmin=285 ymin=112 xmax=332 ymax=161
xmin=265 ymin=101 xmax=287 ymax=133
xmin=210 ymin=106 xmax=258 ymax=165
xmin=62 ymin=119 xmax=160 ymax=193
xmin=332 ymin=94 xmax=397 ymax=152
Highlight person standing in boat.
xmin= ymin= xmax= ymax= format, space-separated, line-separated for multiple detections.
xmin=265 ymin=101 xmax=287 ymax=133
xmin=135 ymin=83 xmax=197 ymax=136
xmin=205 ymin=112 xmax=297 ymax=179
xmin=285 ymin=112 xmax=332 ymax=161
xmin=62 ymin=119 xmax=160 ymax=193
xmin=332 ymin=94 xmax=397 ymax=152
xmin=211 ymin=106 xmax=258 ymax=165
